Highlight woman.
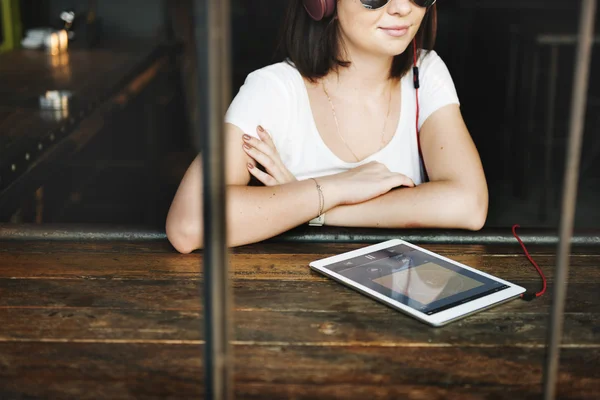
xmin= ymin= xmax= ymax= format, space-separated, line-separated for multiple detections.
xmin=166 ymin=0 xmax=488 ymax=253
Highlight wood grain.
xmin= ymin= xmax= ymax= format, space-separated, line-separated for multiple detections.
xmin=3 ymin=240 xmax=600 ymax=255
xmin=0 ymin=48 xmax=155 ymax=110
xmin=0 ymin=239 xmax=598 ymax=399
xmin=0 ymin=277 xmax=597 ymax=346
xmin=0 ymin=307 xmax=597 ymax=346
xmin=0 ymin=343 xmax=597 ymax=399
xmin=0 ymin=251 xmax=597 ymax=282
xmin=0 ymin=279 xmax=596 ymax=314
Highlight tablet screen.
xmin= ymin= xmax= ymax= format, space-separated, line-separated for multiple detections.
xmin=322 ymin=243 xmax=510 ymax=315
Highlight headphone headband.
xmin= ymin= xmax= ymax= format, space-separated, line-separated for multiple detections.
xmin=303 ymin=0 xmax=336 ymax=21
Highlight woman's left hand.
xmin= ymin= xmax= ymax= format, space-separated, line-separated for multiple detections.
xmin=242 ymin=125 xmax=297 ymax=186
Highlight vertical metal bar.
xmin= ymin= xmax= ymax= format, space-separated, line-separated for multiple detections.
xmin=503 ymin=26 xmax=519 ymax=180
xmin=514 ymin=38 xmax=534 ymax=199
xmin=542 ymin=46 xmax=559 ymax=222
xmin=526 ymin=47 xmax=540 ymax=197
xmin=527 ymin=48 xmax=540 ymax=141
xmin=161 ymin=0 xmax=175 ymax=42
xmin=193 ymin=0 xmax=233 ymax=399
xmin=543 ymin=1 xmax=596 ymax=399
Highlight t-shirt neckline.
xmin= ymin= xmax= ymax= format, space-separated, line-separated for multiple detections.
xmin=292 ymin=65 xmax=407 ymax=167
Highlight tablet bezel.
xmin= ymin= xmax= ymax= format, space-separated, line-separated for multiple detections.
xmin=308 ymin=239 xmax=526 ymax=327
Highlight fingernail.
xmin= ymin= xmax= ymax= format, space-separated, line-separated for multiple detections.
xmin=247 ymin=163 xmax=254 ymax=169
xmin=257 ymin=125 xmax=264 ymax=132
xmin=243 ymin=144 xmax=251 ymax=150
xmin=242 ymin=134 xmax=251 ymax=141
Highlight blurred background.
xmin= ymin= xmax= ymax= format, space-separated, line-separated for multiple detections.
xmin=1 ymin=0 xmax=599 ymax=231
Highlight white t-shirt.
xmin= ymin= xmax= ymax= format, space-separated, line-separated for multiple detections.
xmin=224 ymin=50 xmax=459 ymax=185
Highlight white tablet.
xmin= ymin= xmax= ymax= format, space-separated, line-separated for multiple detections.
xmin=309 ymin=239 xmax=526 ymax=327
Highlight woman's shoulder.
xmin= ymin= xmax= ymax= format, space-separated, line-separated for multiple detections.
xmin=240 ymin=60 xmax=302 ymax=93
xmin=225 ymin=61 xmax=299 ymax=140
xmin=417 ymin=49 xmax=446 ymax=69
xmin=413 ymin=49 xmax=457 ymax=90
xmin=413 ymin=49 xmax=460 ymax=128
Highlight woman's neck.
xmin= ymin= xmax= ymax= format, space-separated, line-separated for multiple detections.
xmin=324 ymin=49 xmax=396 ymax=99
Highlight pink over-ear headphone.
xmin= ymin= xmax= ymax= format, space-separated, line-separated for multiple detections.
xmin=303 ymin=0 xmax=336 ymax=21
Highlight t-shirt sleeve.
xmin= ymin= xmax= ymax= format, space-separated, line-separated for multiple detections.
xmin=417 ymin=50 xmax=460 ymax=130
xmin=224 ymin=68 xmax=290 ymax=140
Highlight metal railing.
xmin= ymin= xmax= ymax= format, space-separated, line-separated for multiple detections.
xmin=195 ymin=0 xmax=597 ymax=399
xmin=194 ymin=0 xmax=233 ymax=398
xmin=543 ymin=1 xmax=597 ymax=399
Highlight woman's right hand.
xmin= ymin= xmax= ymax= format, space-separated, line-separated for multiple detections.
xmin=320 ymin=161 xmax=415 ymax=206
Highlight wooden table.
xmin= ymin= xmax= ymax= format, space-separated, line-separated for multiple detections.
xmin=0 ymin=238 xmax=598 ymax=399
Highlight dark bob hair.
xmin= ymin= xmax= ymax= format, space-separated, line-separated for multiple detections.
xmin=277 ymin=0 xmax=438 ymax=82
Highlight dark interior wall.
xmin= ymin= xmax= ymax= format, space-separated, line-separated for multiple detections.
xmin=441 ymin=1 xmax=600 ymax=229
xmin=47 ymin=0 xmax=164 ymax=40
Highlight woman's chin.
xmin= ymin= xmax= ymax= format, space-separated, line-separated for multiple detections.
xmin=351 ymin=40 xmax=411 ymax=59
xmin=377 ymin=44 xmax=411 ymax=58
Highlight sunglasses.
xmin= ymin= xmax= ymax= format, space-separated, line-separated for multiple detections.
xmin=360 ymin=0 xmax=437 ymax=10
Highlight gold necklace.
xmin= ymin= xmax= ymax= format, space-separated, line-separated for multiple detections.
xmin=322 ymin=81 xmax=393 ymax=162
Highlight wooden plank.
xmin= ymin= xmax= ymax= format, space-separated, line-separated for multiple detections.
xmin=0 ymin=343 xmax=596 ymax=399
xmin=0 ymin=240 xmax=177 ymax=254
xmin=0 ymin=48 xmax=151 ymax=110
xmin=235 ymin=242 xmax=600 ymax=256
xmin=0 ymin=307 xmax=596 ymax=346
xmin=3 ymin=240 xmax=599 ymax=256
xmin=0 ymin=251 xmax=596 ymax=282
xmin=230 ymin=383 xmax=581 ymax=400
xmin=0 ymin=48 xmax=153 ymax=158
xmin=0 ymin=279 xmax=596 ymax=315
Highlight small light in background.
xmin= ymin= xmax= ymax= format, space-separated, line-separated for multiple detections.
xmin=58 ymin=30 xmax=69 ymax=52
xmin=39 ymin=90 xmax=73 ymax=122
xmin=45 ymin=32 xmax=60 ymax=55
xmin=43 ymin=29 xmax=68 ymax=55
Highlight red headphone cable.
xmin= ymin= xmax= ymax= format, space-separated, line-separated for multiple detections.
xmin=413 ymin=39 xmax=429 ymax=181
xmin=512 ymin=224 xmax=547 ymax=301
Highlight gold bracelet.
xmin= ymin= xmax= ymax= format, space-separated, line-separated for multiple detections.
xmin=310 ymin=178 xmax=324 ymax=218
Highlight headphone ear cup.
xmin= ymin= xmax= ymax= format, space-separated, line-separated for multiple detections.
xmin=303 ymin=0 xmax=336 ymax=21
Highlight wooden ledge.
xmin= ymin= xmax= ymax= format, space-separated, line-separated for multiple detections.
xmin=1 ymin=223 xmax=599 ymax=246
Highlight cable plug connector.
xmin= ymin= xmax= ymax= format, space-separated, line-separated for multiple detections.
xmin=521 ymin=292 xmax=537 ymax=301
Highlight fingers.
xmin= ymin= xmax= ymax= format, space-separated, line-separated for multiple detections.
xmin=356 ymin=162 xmax=414 ymax=187
xmin=241 ymin=127 xmax=298 ymax=185
xmin=242 ymin=127 xmax=286 ymax=181
xmin=247 ymin=163 xmax=278 ymax=186
xmin=256 ymin=125 xmax=276 ymax=149
xmin=243 ymin=141 xmax=277 ymax=173
xmin=365 ymin=162 xmax=415 ymax=187
xmin=243 ymin=128 xmax=277 ymax=160
xmin=388 ymin=173 xmax=415 ymax=188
